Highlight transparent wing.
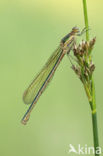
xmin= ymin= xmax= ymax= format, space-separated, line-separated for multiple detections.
xmin=23 ymin=46 xmax=62 ymax=104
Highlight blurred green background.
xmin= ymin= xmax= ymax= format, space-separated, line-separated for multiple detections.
xmin=0 ymin=0 xmax=102 ymax=156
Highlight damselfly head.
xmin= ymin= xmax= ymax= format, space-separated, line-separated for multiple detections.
xmin=72 ymin=27 xmax=80 ymax=34
xmin=72 ymin=27 xmax=90 ymax=37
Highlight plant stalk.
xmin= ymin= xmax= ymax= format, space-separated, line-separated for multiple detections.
xmin=82 ymin=0 xmax=100 ymax=155
xmin=82 ymin=0 xmax=89 ymax=41
xmin=92 ymin=111 xmax=99 ymax=156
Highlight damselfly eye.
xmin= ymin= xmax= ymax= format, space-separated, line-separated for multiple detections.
xmin=72 ymin=27 xmax=80 ymax=34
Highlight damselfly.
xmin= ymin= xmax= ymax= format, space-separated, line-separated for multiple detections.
xmin=21 ymin=27 xmax=81 ymax=125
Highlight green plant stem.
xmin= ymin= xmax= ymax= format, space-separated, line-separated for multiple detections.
xmin=82 ymin=0 xmax=89 ymax=41
xmin=82 ymin=0 xmax=100 ymax=155
xmin=92 ymin=111 xmax=99 ymax=156
xmin=91 ymin=78 xmax=100 ymax=156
